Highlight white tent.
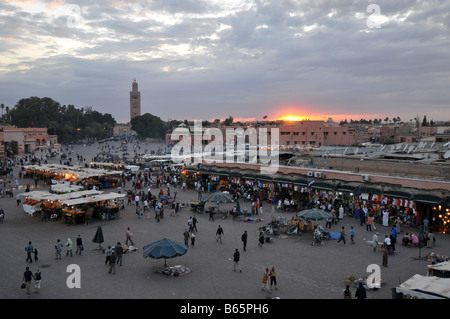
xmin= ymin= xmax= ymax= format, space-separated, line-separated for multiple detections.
xmin=396 ymin=274 xmax=450 ymax=299
xmin=51 ymin=184 xmax=84 ymax=193
xmin=125 ymin=165 xmax=140 ymax=172
xmin=428 ymin=261 xmax=450 ymax=277
xmin=61 ymin=192 xmax=125 ymax=206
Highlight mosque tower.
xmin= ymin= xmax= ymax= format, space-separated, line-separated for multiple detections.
xmin=130 ymin=79 xmax=141 ymax=121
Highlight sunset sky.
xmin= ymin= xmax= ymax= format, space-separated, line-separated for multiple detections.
xmin=1 ymin=0 xmax=449 ymax=124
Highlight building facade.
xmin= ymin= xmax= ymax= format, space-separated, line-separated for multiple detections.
xmin=166 ymin=120 xmax=356 ymax=147
xmin=0 ymin=126 xmax=59 ymax=157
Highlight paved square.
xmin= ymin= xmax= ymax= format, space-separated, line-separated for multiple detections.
xmin=1 ymin=142 xmax=447 ymax=300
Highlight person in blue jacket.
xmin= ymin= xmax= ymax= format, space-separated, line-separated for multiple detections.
xmin=391 ymin=224 xmax=398 ymax=244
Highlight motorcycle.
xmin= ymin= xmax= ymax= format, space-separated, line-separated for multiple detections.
xmin=311 ymin=230 xmax=325 ymax=246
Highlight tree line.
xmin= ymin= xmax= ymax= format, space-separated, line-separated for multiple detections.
xmin=1 ymin=97 xmax=115 ymax=143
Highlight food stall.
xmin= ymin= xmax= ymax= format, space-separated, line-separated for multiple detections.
xmin=20 ymin=189 xmax=104 ymax=218
xmin=60 ymin=192 xmax=125 ymax=222
xmin=22 ymin=199 xmax=41 ymax=215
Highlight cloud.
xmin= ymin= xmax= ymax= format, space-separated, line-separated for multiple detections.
xmin=0 ymin=0 xmax=449 ymax=124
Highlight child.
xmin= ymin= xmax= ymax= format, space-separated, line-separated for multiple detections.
xmin=350 ymin=227 xmax=355 ymax=244
xmin=262 ymin=268 xmax=269 ymax=290
xmin=33 ymin=248 xmax=39 ymax=261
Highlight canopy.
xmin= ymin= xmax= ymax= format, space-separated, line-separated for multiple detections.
xmin=61 ymin=192 xmax=125 ymax=206
xmin=143 ymin=238 xmax=188 ymax=266
xmin=296 ymin=209 xmax=333 ymax=221
xmin=396 ymin=274 xmax=450 ymax=299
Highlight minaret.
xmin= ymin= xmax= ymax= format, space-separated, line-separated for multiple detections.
xmin=130 ymin=79 xmax=141 ymax=121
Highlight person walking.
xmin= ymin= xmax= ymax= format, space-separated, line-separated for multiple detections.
xmin=427 ymin=231 xmax=435 ymax=248
xmin=350 ymin=226 xmax=355 ymax=244
xmin=382 ymin=244 xmax=388 ymax=267
xmin=183 ymin=229 xmax=190 ymax=247
xmin=25 ymin=241 xmax=33 ymax=263
xmin=233 ymin=249 xmax=241 ymax=272
xmin=34 ymin=268 xmax=42 ymax=294
xmin=75 ymin=235 xmax=83 ymax=255
xmin=355 ymin=282 xmax=367 ymax=299
xmin=115 ymin=242 xmax=123 ymax=266
xmin=105 ymin=246 xmax=112 ymax=265
xmin=372 ymin=233 xmax=379 ymax=252
xmin=337 ymin=226 xmax=346 ymax=245
xmin=366 ymin=215 xmax=373 ymax=232
xmin=136 ymin=205 xmax=142 ymax=219
xmin=22 ymin=266 xmax=34 ymax=295
xmin=55 ymin=239 xmax=63 ymax=259
xmin=216 ymin=225 xmax=224 ymax=244
xmin=262 ymin=268 xmax=269 ymax=291
xmin=423 ymin=218 xmax=429 ymax=233
xmin=190 ymin=231 xmax=196 ymax=248
xmin=108 ymin=251 xmax=117 ymax=274
xmin=258 ymin=231 xmax=265 ymax=247
xmin=188 ymin=216 xmax=193 ymax=232
xmin=66 ymin=238 xmax=73 ymax=257
xmin=391 ymin=225 xmax=398 ymax=245
xmin=192 ymin=215 xmax=198 ymax=232
xmin=269 ymin=267 xmax=278 ymax=290
xmin=126 ymin=228 xmax=134 ymax=246
xmin=241 ymin=231 xmax=248 ymax=251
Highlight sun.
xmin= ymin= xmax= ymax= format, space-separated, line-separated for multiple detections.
xmin=279 ymin=115 xmax=307 ymax=121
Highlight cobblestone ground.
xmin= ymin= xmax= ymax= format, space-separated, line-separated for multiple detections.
xmin=1 ymin=142 xmax=448 ymax=300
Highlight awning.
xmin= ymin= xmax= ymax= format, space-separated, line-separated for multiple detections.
xmin=396 ymin=274 xmax=450 ymax=299
xmin=383 ymin=190 xmax=413 ymax=200
xmin=336 ymin=183 xmax=358 ymax=193
xmin=273 ymin=178 xmax=292 ymax=185
xmin=229 ymin=171 xmax=243 ymax=177
xmin=293 ymin=179 xmax=308 ymax=186
xmin=413 ymin=194 xmax=443 ymax=205
xmin=256 ymin=175 xmax=274 ymax=182
xmin=356 ymin=185 xmax=383 ymax=195
xmin=311 ymin=181 xmax=334 ymax=191
xmin=210 ymin=169 xmax=229 ymax=177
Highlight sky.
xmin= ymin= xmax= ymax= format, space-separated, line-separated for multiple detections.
xmin=0 ymin=0 xmax=449 ymax=124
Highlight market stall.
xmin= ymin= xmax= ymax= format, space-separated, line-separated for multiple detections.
xmin=395 ymin=274 xmax=450 ymax=299
xmin=427 ymin=261 xmax=450 ymax=278
xmin=61 ymin=192 xmax=125 ymax=220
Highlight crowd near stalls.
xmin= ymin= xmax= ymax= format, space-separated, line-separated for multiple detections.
xmin=179 ymin=164 xmax=450 ymax=235
xmin=19 ymin=163 xmax=126 ymax=224
xmin=20 ymin=187 xmax=125 ymax=224
xmin=23 ymin=164 xmax=122 ymax=190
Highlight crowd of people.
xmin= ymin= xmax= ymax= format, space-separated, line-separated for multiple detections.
xmin=7 ymin=139 xmax=442 ymax=300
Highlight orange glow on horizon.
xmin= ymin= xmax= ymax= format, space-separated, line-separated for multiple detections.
xmin=278 ymin=115 xmax=308 ymax=122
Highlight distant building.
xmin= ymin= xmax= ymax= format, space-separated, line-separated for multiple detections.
xmin=130 ymin=79 xmax=141 ymax=121
xmin=113 ymin=123 xmax=135 ymax=136
xmin=270 ymin=120 xmax=356 ymax=146
xmin=0 ymin=125 xmax=60 ymax=157
xmin=166 ymin=119 xmax=356 ymax=146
